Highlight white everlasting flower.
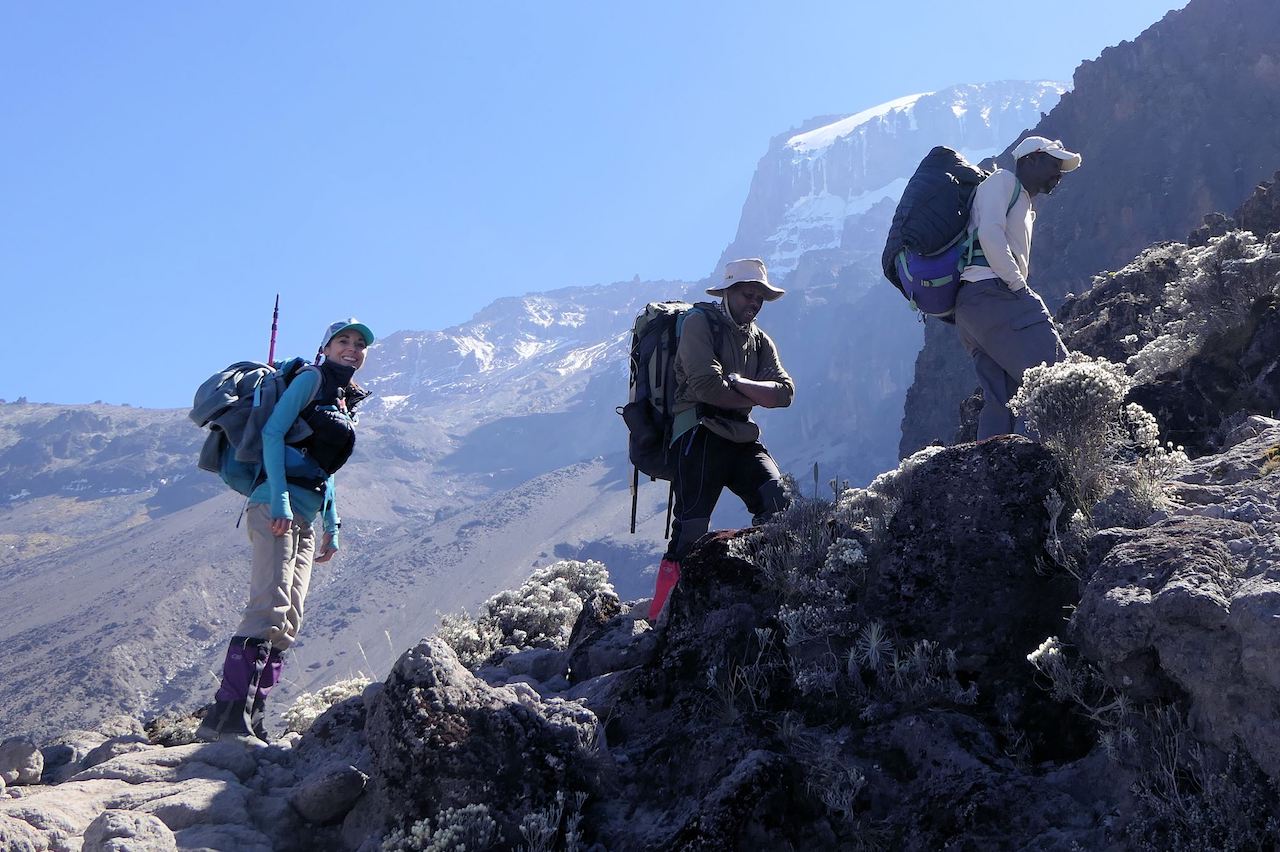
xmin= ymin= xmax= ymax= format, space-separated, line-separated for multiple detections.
xmin=824 ymin=538 xmax=867 ymax=572
xmin=1026 ymin=636 xmax=1064 ymax=668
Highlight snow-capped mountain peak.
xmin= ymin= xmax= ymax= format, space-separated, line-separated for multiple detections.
xmin=787 ymin=92 xmax=931 ymax=154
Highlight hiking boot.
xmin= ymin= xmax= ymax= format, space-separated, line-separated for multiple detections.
xmin=194 ymin=699 xmax=265 ymax=747
xmin=648 ymin=558 xmax=681 ymax=622
xmin=195 ymin=636 xmax=271 ymax=747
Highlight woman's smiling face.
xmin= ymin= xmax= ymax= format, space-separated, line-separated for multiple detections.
xmin=323 ymin=330 xmax=368 ymax=371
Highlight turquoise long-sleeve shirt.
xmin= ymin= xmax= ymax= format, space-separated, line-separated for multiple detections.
xmin=249 ymin=368 xmax=341 ymax=547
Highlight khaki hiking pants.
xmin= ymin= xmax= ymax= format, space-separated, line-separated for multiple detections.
xmin=954 ymin=278 xmax=1067 ymax=440
xmin=236 ymin=502 xmax=316 ymax=650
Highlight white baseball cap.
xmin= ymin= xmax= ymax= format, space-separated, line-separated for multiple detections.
xmin=1012 ymin=136 xmax=1082 ymax=172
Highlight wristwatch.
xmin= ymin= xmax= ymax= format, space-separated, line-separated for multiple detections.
xmin=727 ymin=373 xmax=740 ymax=391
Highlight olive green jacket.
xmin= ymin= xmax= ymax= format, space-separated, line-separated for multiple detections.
xmin=670 ymin=304 xmax=794 ymax=444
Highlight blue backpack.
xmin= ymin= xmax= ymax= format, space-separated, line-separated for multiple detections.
xmin=882 ymin=147 xmax=1019 ymax=320
xmin=190 ymin=357 xmax=320 ymax=497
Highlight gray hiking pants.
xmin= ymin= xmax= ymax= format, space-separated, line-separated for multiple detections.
xmin=236 ymin=503 xmax=316 ymax=650
xmin=954 ymin=278 xmax=1067 ymax=440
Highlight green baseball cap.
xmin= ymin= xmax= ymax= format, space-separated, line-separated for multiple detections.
xmin=320 ymin=318 xmax=375 ymax=351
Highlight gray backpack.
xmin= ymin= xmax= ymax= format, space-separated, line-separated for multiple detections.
xmin=190 ymin=357 xmax=318 ymax=496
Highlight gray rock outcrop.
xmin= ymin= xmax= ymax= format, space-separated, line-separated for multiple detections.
xmin=1074 ymin=422 xmax=1280 ymax=780
xmin=82 ymin=809 xmax=177 ymax=852
xmin=0 ymin=737 xmax=42 ymax=786
xmin=360 ymin=636 xmax=600 ymax=847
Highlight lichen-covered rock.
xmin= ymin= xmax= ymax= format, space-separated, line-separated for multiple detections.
xmin=565 ymin=591 xmax=623 ymax=653
xmin=69 ymin=742 xmax=258 ymax=785
xmin=143 ymin=710 xmax=202 ymax=748
xmin=0 ymin=738 xmax=43 ymax=786
xmin=866 ymin=438 xmax=1082 ymax=752
xmin=93 ymin=718 xmax=146 ymax=740
xmin=493 ymin=647 xmax=565 ymax=683
xmin=82 ymin=809 xmax=176 ymax=852
xmin=361 ymin=637 xmax=599 ymax=847
xmin=654 ymin=530 xmax=777 ymax=694
xmin=1074 ymin=424 xmax=1280 ymax=780
xmin=135 ymin=777 xmax=252 ymax=831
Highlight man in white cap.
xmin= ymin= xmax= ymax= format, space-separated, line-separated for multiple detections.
xmin=955 ymin=136 xmax=1083 ymax=438
xmin=648 ymin=257 xmax=795 ymax=621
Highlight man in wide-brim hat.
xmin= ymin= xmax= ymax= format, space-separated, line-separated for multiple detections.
xmin=648 ymin=257 xmax=795 ymax=621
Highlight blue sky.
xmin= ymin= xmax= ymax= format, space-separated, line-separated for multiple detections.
xmin=2 ymin=1 xmax=1186 ymax=407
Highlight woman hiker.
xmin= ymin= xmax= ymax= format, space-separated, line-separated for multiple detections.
xmin=196 ymin=318 xmax=373 ymax=745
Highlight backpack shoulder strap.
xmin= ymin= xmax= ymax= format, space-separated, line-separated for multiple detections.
xmin=1006 ymin=177 xmax=1023 ymax=213
xmin=291 ymin=363 xmax=323 ymax=407
xmin=683 ymin=303 xmax=725 ymax=352
xmin=964 ymin=174 xmax=1024 ymax=266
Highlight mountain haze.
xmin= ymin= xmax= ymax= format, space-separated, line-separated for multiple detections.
xmin=1 ymin=81 xmax=1074 ymax=739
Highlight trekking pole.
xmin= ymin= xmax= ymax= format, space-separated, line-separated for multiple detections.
xmin=630 ymin=466 xmax=639 ymax=534
xmin=664 ymin=483 xmax=674 ymax=540
xmin=267 ymin=294 xmax=280 ymax=364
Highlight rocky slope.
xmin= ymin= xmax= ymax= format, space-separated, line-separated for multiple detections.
xmin=5 ymin=414 xmax=1278 ymax=849
xmin=6 ymin=186 xmax=1279 ymax=842
xmin=900 ymin=0 xmax=1280 ymax=457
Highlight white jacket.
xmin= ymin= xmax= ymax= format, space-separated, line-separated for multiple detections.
xmin=960 ymin=168 xmax=1033 ymax=291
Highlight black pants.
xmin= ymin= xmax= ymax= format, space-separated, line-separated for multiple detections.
xmin=663 ymin=426 xmax=789 ymax=562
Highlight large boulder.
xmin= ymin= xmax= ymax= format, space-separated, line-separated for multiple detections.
xmin=81 ymin=809 xmax=177 ymax=852
xmin=1074 ymin=424 xmax=1280 ymax=779
xmin=361 ymin=637 xmax=600 ymax=847
xmin=81 ymin=737 xmax=156 ymax=771
xmin=0 ymin=737 xmax=43 ymax=786
xmin=865 ymin=437 xmax=1081 ymax=750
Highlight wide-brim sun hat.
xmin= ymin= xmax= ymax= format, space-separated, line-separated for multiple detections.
xmin=1012 ymin=136 xmax=1083 ymax=172
xmin=320 ymin=318 xmax=375 ymax=351
xmin=705 ymin=257 xmax=786 ymax=300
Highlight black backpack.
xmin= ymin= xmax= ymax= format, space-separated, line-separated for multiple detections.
xmin=881 ymin=146 xmax=1019 ymax=320
xmin=617 ymin=300 xmax=722 ymax=533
